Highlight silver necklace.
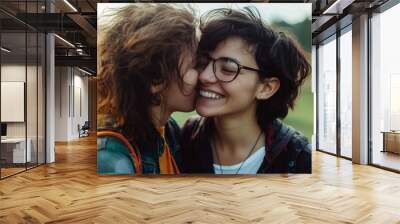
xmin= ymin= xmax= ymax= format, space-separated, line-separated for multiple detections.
xmin=212 ymin=131 xmax=264 ymax=174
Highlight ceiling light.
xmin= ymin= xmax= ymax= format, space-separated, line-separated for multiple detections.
xmin=1 ymin=47 xmax=11 ymax=53
xmin=78 ymin=67 xmax=94 ymax=76
xmin=63 ymin=0 xmax=78 ymax=12
xmin=54 ymin=34 xmax=75 ymax=48
xmin=322 ymin=0 xmax=354 ymax=15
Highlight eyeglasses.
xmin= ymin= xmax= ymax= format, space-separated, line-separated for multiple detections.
xmin=196 ymin=54 xmax=267 ymax=82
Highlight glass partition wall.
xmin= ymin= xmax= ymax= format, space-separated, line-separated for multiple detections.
xmin=370 ymin=3 xmax=400 ymax=172
xmin=316 ymin=0 xmax=400 ymax=172
xmin=316 ymin=26 xmax=353 ymax=159
xmin=317 ymin=35 xmax=337 ymax=155
xmin=339 ymin=26 xmax=352 ymax=159
xmin=0 ymin=1 xmax=46 ymax=179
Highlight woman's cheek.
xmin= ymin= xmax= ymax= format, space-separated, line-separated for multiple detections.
xmin=182 ymin=69 xmax=198 ymax=93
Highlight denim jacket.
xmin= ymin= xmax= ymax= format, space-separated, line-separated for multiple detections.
xmin=97 ymin=116 xmax=182 ymax=174
xmin=180 ymin=117 xmax=312 ymax=174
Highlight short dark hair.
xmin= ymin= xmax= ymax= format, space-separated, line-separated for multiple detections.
xmin=198 ymin=7 xmax=311 ymax=129
xmin=98 ymin=4 xmax=197 ymax=142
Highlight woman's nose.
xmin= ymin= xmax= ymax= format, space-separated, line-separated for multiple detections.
xmin=199 ymin=62 xmax=217 ymax=84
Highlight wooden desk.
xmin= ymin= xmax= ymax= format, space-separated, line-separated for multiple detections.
xmin=1 ymin=138 xmax=31 ymax=163
xmin=381 ymin=131 xmax=400 ymax=154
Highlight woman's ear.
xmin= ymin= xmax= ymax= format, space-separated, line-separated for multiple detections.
xmin=256 ymin=77 xmax=280 ymax=100
xmin=150 ymin=81 xmax=166 ymax=94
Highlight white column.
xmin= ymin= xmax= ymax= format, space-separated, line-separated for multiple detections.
xmin=352 ymin=14 xmax=369 ymax=164
xmin=46 ymin=33 xmax=55 ymax=163
xmin=46 ymin=1 xmax=55 ymax=163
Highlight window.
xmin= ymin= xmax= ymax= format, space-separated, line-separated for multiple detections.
xmin=339 ymin=27 xmax=352 ymax=158
xmin=317 ymin=35 xmax=337 ymax=154
xmin=370 ymin=3 xmax=400 ymax=171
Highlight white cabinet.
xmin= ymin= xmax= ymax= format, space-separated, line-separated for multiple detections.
xmin=1 ymin=138 xmax=32 ymax=163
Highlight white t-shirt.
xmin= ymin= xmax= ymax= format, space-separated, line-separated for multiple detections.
xmin=213 ymin=146 xmax=266 ymax=174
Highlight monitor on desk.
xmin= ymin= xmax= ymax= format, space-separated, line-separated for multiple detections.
xmin=1 ymin=123 xmax=7 ymax=139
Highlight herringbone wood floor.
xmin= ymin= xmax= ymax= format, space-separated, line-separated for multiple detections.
xmin=0 ymin=136 xmax=400 ymax=224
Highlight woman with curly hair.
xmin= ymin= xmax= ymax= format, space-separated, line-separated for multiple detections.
xmin=97 ymin=4 xmax=198 ymax=174
xmin=181 ymin=7 xmax=312 ymax=174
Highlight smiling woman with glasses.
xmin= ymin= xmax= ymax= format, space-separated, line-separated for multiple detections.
xmin=181 ymin=7 xmax=312 ymax=174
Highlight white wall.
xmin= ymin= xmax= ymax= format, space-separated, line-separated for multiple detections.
xmin=73 ymin=73 xmax=89 ymax=137
xmin=1 ymin=65 xmax=26 ymax=140
xmin=1 ymin=63 xmax=46 ymax=164
xmin=54 ymin=67 xmax=89 ymax=141
xmin=1 ymin=65 xmax=25 ymax=127
xmin=1 ymin=65 xmax=35 ymax=138
xmin=55 ymin=67 xmax=69 ymax=141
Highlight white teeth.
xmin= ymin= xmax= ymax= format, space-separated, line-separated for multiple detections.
xmin=199 ymin=90 xmax=223 ymax=99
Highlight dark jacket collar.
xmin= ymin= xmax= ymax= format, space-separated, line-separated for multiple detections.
xmin=265 ymin=120 xmax=297 ymax=162
xmin=183 ymin=117 xmax=298 ymax=173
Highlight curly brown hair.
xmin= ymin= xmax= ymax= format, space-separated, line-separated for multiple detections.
xmin=98 ymin=3 xmax=197 ymax=142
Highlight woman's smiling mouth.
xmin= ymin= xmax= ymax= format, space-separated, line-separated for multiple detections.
xmin=199 ymin=90 xmax=225 ymax=100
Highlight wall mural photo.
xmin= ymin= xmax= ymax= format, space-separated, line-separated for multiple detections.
xmin=96 ymin=3 xmax=313 ymax=175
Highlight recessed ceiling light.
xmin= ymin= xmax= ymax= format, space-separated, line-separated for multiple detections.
xmin=54 ymin=34 xmax=75 ymax=48
xmin=63 ymin=0 xmax=78 ymax=12
xmin=78 ymin=67 xmax=94 ymax=76
xmin=1 ymin=47 xmax=11 ymax=53
xmin=322 ymin=0 xmax=353 ymax=15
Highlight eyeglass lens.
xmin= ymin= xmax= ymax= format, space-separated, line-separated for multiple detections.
xmin=213 ymin=58 xmax=239 ymax=82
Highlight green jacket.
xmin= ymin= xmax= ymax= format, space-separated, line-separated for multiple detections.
xmin=97 ymin=117 xmax=182 ymax=174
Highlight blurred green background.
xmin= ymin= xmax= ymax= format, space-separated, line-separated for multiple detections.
xmin=173 ymin=4 xmax=313 ymax=141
